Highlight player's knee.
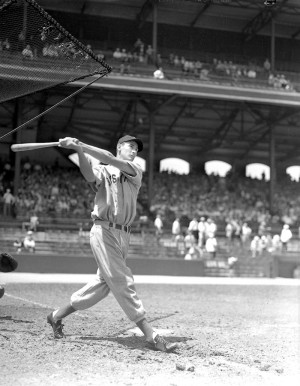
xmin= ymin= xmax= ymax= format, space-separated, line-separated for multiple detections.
xmin=70 ymin=292 xmax=86 ymax=310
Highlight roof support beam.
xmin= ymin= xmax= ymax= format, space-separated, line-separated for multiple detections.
xmin=156 ymin=99 xmax=189 ymax=150
xmin=190 ymin=3 xmax=210 ymax=28
xmin=136 ymin=0 xmax=154 ymax=29
xmin=199 ymin=108 xmax=240 ymax=153
xmin=242 ymin=0 xmax=288 ymax=42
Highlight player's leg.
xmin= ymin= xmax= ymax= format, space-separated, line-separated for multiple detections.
xmin=47 ymin=272 xmax=110 ymax=339
xmin=91 ymin=225 xmax=178 ymax=352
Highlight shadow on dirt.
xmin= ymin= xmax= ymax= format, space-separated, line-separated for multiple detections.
xmin=0 ymin=315 xmax=33 ymax=324
xmin=68 ymin=334 xmax=190 ymax=351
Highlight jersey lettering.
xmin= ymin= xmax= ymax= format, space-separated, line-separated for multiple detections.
xmin=106 ymin=174 xmax=127 ymax=186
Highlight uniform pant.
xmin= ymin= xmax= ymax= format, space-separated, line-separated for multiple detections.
xmin=70 ymin=223 xmax=146 ymax=323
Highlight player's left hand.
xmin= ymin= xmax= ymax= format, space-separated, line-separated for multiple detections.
xmin=0 ymin=252 xmax=18 ymax=272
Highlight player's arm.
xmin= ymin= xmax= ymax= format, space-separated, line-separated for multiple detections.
xmin=58 ymin=137 xmax=95 ymax=182
xmin=79 ymin=141 xmax=136 ymax=176
xmin=59 ymin=137 xmax=136 ymax=176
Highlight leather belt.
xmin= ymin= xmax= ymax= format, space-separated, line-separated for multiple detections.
xmin=94 ymin=219 xmax=131 ymax=233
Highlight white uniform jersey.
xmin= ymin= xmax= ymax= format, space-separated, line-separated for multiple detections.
xmin=91 ymin=162 xmax=142 ymax=226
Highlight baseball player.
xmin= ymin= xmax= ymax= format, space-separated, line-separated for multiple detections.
xmin=46 ymin=135 xmax=178 ymax=353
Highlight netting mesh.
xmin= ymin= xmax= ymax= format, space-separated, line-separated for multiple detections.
xmin=0 ymin=0 xmax=112 ymax=103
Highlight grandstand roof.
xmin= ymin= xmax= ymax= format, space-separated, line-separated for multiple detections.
xmin=39 ymin=0 xmax=300 ymax=41
xmin=1 ymin=0 xmax=300 ymax=170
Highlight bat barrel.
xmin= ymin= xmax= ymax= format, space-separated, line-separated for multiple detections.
xmin=11 ymin=142 xmax=59 ymax=152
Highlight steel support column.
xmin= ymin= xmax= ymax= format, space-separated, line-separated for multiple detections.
xmin=152 ymin=1 xmax=158 ymax=64
xmin=147 ymin=112 xmax=155 ymax=208
xmin=13 ymin=101 xmax=22 ymax=195
xmin=271 ymin=19 xmax=275 ymax=73
xmin=269 ymin=125 xmax=276 ymax=215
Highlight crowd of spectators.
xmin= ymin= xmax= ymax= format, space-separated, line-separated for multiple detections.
xmin=0 ymin=160 xmax=95 ymax=220
xmin=1 ymin=160 xmax=299 ymax=232
xmin=0 ymin=32 xmax=297 ymax=91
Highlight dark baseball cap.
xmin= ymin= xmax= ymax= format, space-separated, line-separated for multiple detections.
xmin=117 ymin=135 xmax=143 ymax=152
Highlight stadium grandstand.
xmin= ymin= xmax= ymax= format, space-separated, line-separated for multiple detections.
xmin=1 ymin=0 xmax=300 ymax=279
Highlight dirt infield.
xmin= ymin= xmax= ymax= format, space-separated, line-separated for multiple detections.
xmin=0 ymin=275 xmax=299 ymax=386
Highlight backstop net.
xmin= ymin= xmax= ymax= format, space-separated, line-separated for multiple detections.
xmin=0 ymin=0 xmax=112 ymax=103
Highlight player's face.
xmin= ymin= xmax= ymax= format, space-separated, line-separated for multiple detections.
xmin=119 ymin=141 xmax=138 ymax=160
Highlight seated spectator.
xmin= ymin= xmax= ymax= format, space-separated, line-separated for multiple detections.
xmin=23 ymin=231 xmax=36 ymax=253
xmin=184 ymin=230 xmax=196 ymax=253
xmin=120 ymin=62 xmax=131 ymax=75
xmin=247 ymin=69 xmax=256 ymax=78
xmin=153 ymin=67 xmax=164 ymax=80
xmin=199 ymin=68 xmax=209 ymax=81
xmin=22 ymin=44 xmax=34 ymax=59
xmin=184 ymin=246 xmax=200 ymax=261
xmin=13 ymin=239 xmax=23 ymax=254
xmin=113 ymin=48 xmax=122 ymax=60
xmin=173 ymin=55 xmax=180 ymax=67
xmin=42 ymin=43 xmax=50 ymax=57
xmin=2 ymin=38 xmax=10 ymax=51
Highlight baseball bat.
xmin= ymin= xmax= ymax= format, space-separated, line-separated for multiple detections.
xmin=11 ymin=142 xmax=59 ymax=152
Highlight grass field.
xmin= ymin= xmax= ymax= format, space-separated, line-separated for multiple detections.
xmin=0 ymin=274 xmax=299 ymax=386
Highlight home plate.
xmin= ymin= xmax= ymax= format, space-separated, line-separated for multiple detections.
xmin=123 ymin=327 xmax=174 ymax=337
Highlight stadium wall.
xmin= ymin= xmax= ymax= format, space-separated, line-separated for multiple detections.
xmin=15 ymin=254 xmax=206 ymax=277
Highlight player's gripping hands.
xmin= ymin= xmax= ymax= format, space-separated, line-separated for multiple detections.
xmin=59 ymin=137 xmax=82 ymax=151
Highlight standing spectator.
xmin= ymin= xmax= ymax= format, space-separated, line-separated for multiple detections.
xmin=263 ymin=58 xmax=271 ymax=73
xmin=280 ymin=224 xmax=292 ymax=252
xmin=133 ymin=38 xmax=143 ymax=53
xmin=205 ymin=232 xmax=218 ymax=259
xmin=225 ymin=220 xmax=234 ymax=247
xmin=145 ymin=45 xmax=153 ymax=64
xmin=198 ymin=216 xmax=207 ymax=250
xmin=18 ymin=30 xmax=25 ymax=50
xmin=3 ymin=188 xmax=15 ymax=217
xmin=188 ymin=217 xmax=199 ymax=244
xmin=175 ymin=233 xmax=185 ymax=256
xmin=23 ymin=231 xmax=36 ymax=253
xmin=241 ymin=222 xmax=252 ymax=248
xmin=172 ymin=217 xmax=181 ymax=241
xmin=29 ymin=212 xmax=39 ymax=232
xmin=272 ymin=234 xmax=281 ymax=252
xmin=250 ymin=236 xmax=261 ymax=258
xmin=154 ymin=214 xmax=163 ymax=244
xmin=205 ymin=218 xmax=217 ymax=238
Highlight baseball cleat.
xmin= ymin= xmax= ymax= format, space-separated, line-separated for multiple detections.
xmin=146 ymin=334 xmax=178 ymax=353
xmin=47 ymin=312 xmax=65 ymax=339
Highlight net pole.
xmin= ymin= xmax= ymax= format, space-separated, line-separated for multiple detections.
xmin=0 ymin=74 xmax=105 ymax=141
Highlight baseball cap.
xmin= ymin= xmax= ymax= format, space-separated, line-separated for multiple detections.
xmin=117 ymin=135 xmax=143 ymax=152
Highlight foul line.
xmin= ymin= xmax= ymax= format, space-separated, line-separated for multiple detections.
xmin=4 ymin=293 xmax=89 ymax=319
